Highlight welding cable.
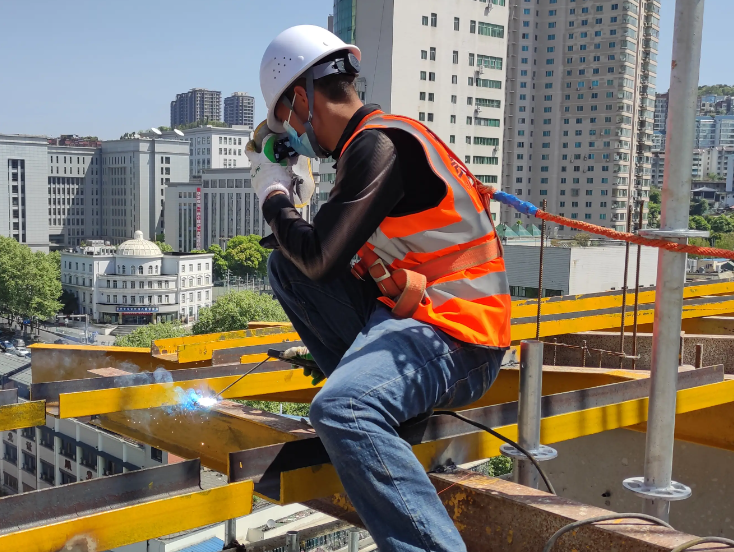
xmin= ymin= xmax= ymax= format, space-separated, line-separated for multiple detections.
xmin=542 ymin=513 xmax=673 ymax=552
xmin=432 ymin=410 xmax=556 ymax=496
xmin=670 ymin=537 xmax=734 ymax=551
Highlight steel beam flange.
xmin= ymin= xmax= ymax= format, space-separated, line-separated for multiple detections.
xmin=499 ymin=444 xmax=558 ymax=462
xmin=638 ymin=229 xmax=710 ymax=239
xmin=622 ymin=477 xmax=692 ymax=501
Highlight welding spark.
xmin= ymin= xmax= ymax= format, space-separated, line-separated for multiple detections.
xmin=196 ymin=396 xmax=219 ymax=408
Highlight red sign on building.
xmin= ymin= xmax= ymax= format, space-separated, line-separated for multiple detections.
xmin=196 ymin=187 xmax=202 ymax=250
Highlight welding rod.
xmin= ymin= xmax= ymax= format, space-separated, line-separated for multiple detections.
xmin=213 ymin=357 xmax=270 ymax=399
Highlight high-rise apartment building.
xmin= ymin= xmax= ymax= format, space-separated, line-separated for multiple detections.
xmin=695 ymin=115 xmax=734 ymax=148
xmin=653 ymin=91 xmax=668 ymax=152
xmin=170 ymin=88 xmax=222 ymax=128
xmin=501 ymin=0 xmax=660 ymax=235
xmin=336 ymin=0 xmax=508 ymax=222
xmin=223 ymin=93 xmax=255 ymax=128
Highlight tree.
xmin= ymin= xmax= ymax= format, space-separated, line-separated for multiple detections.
xmin=60 ymin=290 xmax=79 ymax=315
xmin=709 ymin=216 xmax=734 ymax=234
xmin=156 ymin=241 xmax=174 ymax=253
xmin=237 ymin=400 xmax=310 ymax=417
xmin=0 ymin=238 xmax=62 ymax=321
xmin=207 ymin=244 xmax=228 ymax=280
xmin=115 ymin=321 xmax=190 ymax=348
xmin=689 ymin=215 xmax=711 ymax=231
xmin=572 ymin=233 xmax=592 ymax=247
xmin=192 ymin=290 xmax=287 ymax=335
xmin=707 ymin=172 xmax=724 ymax=182
xmin=648 ymin=187 xmax=662 ymax=228
xmin=698 ymin=85 xmax=734 ymax=97
xmin=690 ymin=198 xmax=709 ymax=217
xmin=224 ymin=235 xmax=270 ymax=278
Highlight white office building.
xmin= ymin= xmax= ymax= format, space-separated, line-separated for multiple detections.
xmin=158 ymin=126 xmax=252 ymax=178
xmin=60 ymin=232 xmax=213 ymax=324
xmin=335 ymin=0 xmax=506 ymax=222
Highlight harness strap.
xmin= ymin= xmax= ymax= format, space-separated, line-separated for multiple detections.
xmin=353 ymin=238 xmax=502 ymax=318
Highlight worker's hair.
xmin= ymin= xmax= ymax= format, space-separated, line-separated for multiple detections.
xmin=283 ymin=50 xmax=358 ymax=105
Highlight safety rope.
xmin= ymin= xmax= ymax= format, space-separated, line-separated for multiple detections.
xmin=482 ymin=186 xmax=734 ymax=260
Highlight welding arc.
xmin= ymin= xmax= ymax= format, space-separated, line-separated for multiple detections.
xmin=213 ymin=358 xmax=270 ymax=400
xmin=433 ymin=410 xmax=556 ymax=495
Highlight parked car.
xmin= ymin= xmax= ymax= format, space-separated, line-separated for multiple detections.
xmin=12 ymin=338 xmax=26 ymax=348
xmin=13 ymin=347 xmax=30 ymax=358
xmin=1 ymin=341 xmax=15 ymax=351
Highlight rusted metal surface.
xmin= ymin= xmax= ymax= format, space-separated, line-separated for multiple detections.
xmin=308 ymin=471 xmax=720 ymax=551
xmin=0 ymin=460 xmax=200 ymax=533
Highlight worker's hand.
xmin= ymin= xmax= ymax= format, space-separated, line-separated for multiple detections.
xmin=283 ymin=346 xmax=325 ymax=386
xmin=245 ymin=135 xmax=291 ymax=209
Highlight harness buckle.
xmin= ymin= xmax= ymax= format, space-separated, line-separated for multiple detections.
xmin=369 ymin=258 xmax=393 ymax=284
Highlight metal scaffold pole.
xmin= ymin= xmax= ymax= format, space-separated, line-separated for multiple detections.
xmin=622 ymin=0 xmax=707 ymax=522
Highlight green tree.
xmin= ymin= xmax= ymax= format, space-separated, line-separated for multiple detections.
xmin=707 ymin=172 xmax=724 ymax=181
xmin=647 ymin=187 xmax=662 ymax=228
xmin=690 ymin=198 xmax=709 ymax=217
xmin=192 ymin=290 xmax=287 ymax=335
xmin=60 ymin=290 xmax=79 ymax=315
xmin=115 ymin=321 xmax=190 ymax=348
xmin=689 ymin=215 xmax=711 ymax=231
xmin=156 ymin=241 xmax=174 ymax=253
xmin=572 ymin=233 xmax=592 ymax=247
xmin=207 ymin=244 xmax=228 ymax=280
xmin=0 ymin=238 xmax=62 ymax=321
xmin=709 ymin=216 xmax=734 ymax=234
xmin=698 ymin=85 xmax=734 ymax=97
xmin=237 ymin=400 xmax=310 ymax=417
xmin=224 ymin=235 xmax=270 ymax=278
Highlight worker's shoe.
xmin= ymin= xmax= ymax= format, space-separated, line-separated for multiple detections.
xmin=283 ymin=346 xmax=325 ymax=386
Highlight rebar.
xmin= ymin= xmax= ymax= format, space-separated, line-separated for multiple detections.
xmin=536 ymin=199 xmax=548 ymax=340
xmin=632 ymin=199 xmax=645 ymax=369
xmin=619 ymin=202 xmax=634 ymax=368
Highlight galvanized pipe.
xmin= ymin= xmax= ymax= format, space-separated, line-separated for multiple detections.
xmin=632 ymin=200 xmax=645 ymax=370
xmin=224 ymin=518 xmax=237 ymax=547
xmin=285 ymin=531 xmax=299 ymax=552
xmin=348 ymin=528 xmax=361 ymax=552
xmin=515 ymin=340 xmax=544 ymax=488
xmin=536 ymin=199 xmax=548 ymax=340
xmin=640 ymin=0 xmax=705 ymax=522
xmin=619 ymin=202 xmax=634 ymax=368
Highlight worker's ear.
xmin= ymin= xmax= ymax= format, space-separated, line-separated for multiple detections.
xmin=292 ymin=85 xmax=310 ymax=115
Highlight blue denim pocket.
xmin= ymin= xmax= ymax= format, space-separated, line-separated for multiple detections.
xmin=435 ymin=361 xmax=493 ymax=410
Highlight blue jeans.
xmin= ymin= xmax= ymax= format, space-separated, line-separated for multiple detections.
xmin=268 ymin=251 xmax=503 ymax=552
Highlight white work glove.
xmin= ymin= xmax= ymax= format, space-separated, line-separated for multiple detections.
xmin=282 ymin=346 xmax=324 ymax=386
xmin=245 ymin=136 xmax=291 ymax=210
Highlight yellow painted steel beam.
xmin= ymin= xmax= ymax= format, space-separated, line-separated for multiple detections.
xmin=56 ymin=363 xmax=642 ymax=419
xmin=0 ymin=480 xmax=253 ymax=552
xmin=512 ymin=297 xmax=734 ymax=341
xmin=176 ymin=332 xmax=301 ymax=363
xmin=0 ymin=401 xmax=47 ymax=432
xmin=269 ymin=380 xmax=734 ymax=504
xmin=57 ymin=366 xmax=323 ymax=418
xmin=510 ymin=279 xmax=734 ymax=318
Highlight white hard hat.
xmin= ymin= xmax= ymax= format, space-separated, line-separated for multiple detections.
xmin=260 ymin=25 xmax=361 ymax=133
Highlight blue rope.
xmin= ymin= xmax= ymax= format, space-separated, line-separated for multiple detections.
xmin=491 ymin=191 xmax=539 ymax=217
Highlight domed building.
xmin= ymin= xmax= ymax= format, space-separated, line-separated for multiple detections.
xmin=60 ymin=231 xmax=214 ymax=326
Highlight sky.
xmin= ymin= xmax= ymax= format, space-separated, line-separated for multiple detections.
xmin=0 ymin=0 xmax=730 ymax=140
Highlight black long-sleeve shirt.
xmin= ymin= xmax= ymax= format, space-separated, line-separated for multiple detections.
xmin=262 ymin=104 xmax=447 ymax=282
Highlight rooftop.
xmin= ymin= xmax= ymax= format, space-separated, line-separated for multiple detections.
xmin=116 ymin=231 xmax=162 ymax=258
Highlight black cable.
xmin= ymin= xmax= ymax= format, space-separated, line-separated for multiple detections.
xmin=671 ymin=537 xmax=734 ymax=552
xmin=542 ymin=514 xmax=673 ymax=552
xmin=432 ymin=410 xmax=556 ymax=495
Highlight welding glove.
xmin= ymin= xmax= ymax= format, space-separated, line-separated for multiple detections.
xmin=283 ymin=346 xmax=325 ymax=386
xmin=246 ymin=120 xmax=316 ymax=210
xmin=245 ymin=136 xmax=292 ymax=210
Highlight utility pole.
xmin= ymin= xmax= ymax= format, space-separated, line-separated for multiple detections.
xmin=623 ymin=0 xmax=707 ymax=522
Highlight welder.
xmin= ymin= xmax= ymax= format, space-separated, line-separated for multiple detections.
xmin=246 ymin=25 xmax=511 ymax=552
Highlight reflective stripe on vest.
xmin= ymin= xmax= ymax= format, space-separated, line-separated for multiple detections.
xmin=346 ymin=113 xmax=511 ymax=348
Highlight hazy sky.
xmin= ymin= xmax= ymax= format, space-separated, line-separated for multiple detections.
xmin=0 ymin=0 xmax=729 ymax=139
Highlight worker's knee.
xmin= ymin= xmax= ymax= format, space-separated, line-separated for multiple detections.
xmin=309 ymin=385 xmax=353 ymax=434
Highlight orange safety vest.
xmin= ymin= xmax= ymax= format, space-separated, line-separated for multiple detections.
xmin=346 ymin=112 xmax=511 ymax=348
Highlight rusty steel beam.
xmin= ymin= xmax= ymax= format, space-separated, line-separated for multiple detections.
xmin=306 ymin=470 xmax=719 ymax=552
